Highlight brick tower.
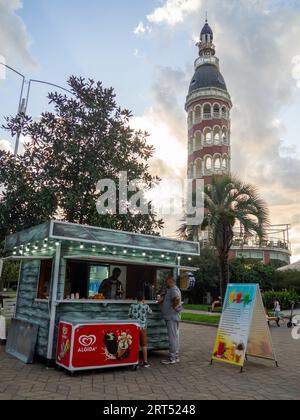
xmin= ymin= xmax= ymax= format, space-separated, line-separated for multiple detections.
xmin=186 ymin=20 xmax=232 ymax=186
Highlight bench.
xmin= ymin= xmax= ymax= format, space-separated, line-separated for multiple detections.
xmin=266 ymin=311 xmax=284 ymax=327
xmin=208 ymin=303 xmax=222 ymax=313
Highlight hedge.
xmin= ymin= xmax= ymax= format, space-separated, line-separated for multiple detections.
xmin=262 ymin=290 xmax=299 ymax=310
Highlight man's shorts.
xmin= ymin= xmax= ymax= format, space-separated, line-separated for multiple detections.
xmin=140 ymin=329 xmax=148 ymax=347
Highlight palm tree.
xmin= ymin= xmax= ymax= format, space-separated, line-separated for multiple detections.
xmin=178 ymin=175 xmax=269 ymax=297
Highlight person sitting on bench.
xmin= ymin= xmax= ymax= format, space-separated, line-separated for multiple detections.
xmin=210 ymin=296 xmax=223 ymax=312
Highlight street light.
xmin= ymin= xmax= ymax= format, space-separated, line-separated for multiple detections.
xmin=0 ymin=62 xmax=72 ymax=155
xmin=25 ymin=79 xmax=72 ymax=111
xmin=0 ymin=62 xmax=26 ymax=155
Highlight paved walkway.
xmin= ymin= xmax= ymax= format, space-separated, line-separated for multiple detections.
xmin=1 ymin=323 xmax=300 ymax=400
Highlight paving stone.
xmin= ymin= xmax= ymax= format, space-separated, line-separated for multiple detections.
xmin=1 ymin=324 xmax=300 ymax=400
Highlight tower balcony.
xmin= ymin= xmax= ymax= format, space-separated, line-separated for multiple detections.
xmin=194 ymin=56 xmax=219 ymax=70
xmin=187 ymin=108 xmax=230 ymax=128
xmin=230 ymin=225 xmax=292 ymax=265
xmin=200 ymin=225 xmax=292 ymax=266
xmin=186 ymin=88 xmax=232 ymax=111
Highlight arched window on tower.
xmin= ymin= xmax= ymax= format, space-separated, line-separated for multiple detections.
xmin=195 ymin=132 xmax=202 ymax=150
xmin=213 ymin=104 xmax=220 ymax=119
xmin=222 ymin=128 xmax=228 ymax=144
xmin=213 ymin=127 xmax=221 ymax=145
xmin=222 ymin=157 xmax=228 ymax=171
xmin=194 ymin=106 xmax=201 ymax=123
xmin=204 ymin=129 xmax=213 ymax=145
xmin=206 ymin=156 xmax=212 ymax=172
xmin=203 ymin=104 xmax=211 ymax=120
xmin=221 ymin=106 xmax=227 ymax=119
xmin=214 ymin=156 xmax=221 ymax=171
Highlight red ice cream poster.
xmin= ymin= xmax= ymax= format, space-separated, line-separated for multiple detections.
xmin=57 ymin=323 xmax=140 ymax=370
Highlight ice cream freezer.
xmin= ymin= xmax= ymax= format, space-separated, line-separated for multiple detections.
xmin=56 ymin=318 xmax=141 ymax=373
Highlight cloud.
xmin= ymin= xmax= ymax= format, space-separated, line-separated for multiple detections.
xmin=132 ymin=66 xmax=189 ymax=177
xmin=0 ymin=0 xmax=35 ymax=68
xmin=131 ymin=67 xmax=191 ymax=227
xmin=147 ymin=0 xmax=201 ymax=26
xmin=133 ymin=21 xmax=151 ymax=36
xmin=134 ymin=0 xmax=300 ymax=258
xmin=0 ymin=139 xmax=12 ymax=152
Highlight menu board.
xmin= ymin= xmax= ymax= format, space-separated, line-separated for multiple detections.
xmin=212 ymin=284 xmax=276 ymax=369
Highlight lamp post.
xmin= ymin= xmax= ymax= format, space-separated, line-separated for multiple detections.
xmin=0 ymin=62 xmax=72 ymax=156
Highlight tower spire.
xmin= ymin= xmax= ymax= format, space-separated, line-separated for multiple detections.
xmin=197 ymin=19 xmax=215 ymax=59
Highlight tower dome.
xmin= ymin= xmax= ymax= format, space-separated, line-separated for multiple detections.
xmin=189 ymin=64 xmax=227 ymax=95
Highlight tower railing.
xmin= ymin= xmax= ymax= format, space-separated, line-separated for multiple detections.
xmin=231 ymin=226 xmax=291 ymax=252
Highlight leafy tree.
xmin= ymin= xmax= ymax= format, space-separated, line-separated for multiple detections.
xmin=181 ymin=247 xmax=220 ymax=303
xmin=229 ymin=259 xmax=277 ymax=289
xmin=262 ymin=290 xmax=298 ymax=310
xmin=0 ymin=261 xmax=20 ymax=291
xmin=274 ymin=270 xmax=300 ymax=295
xmin=0 ymin=76 xmax=163 ymax=244
xmin=178 ymin=175 xmax=269 ymax=297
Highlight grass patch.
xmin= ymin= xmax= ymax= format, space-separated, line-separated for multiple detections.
xmin=183 ymin=304 xmax=222 ymax=313
xmin=181 ymin=313 xmax=221 ymax=325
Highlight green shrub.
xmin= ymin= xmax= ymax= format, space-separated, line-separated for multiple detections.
xmin=262 ymin=290 xmax=299 ymax=310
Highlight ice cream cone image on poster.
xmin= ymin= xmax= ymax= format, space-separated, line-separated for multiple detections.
xmin=216 ymin=341 xmax=226 ymax=358
xmin=224 ymin=343 xmax=237 ymax=362
xmin=235 ymin=343 xmax=245 ymax=364
xmin=229 ymin=292 xmax=235 ymax=304
xmin=58 ymin=339 xmax=70 ymax=362
xmin=117 ymin=332 xmax=132 ymax=360
xmin=236 ymin=292 xmax=243 ymax=304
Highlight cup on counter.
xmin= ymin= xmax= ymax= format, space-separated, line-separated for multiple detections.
xmin=71 ymin=294 xmax=75 ymax=300
xmin=75 ymin=293 xmax=80 ymax=300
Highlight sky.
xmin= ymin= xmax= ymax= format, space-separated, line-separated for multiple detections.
xmin=0 ymin=0 xmax=300 ymax=262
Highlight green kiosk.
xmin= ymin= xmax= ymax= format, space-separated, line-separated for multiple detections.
xmin=3 ymin=221 xmax=199 ymax=363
